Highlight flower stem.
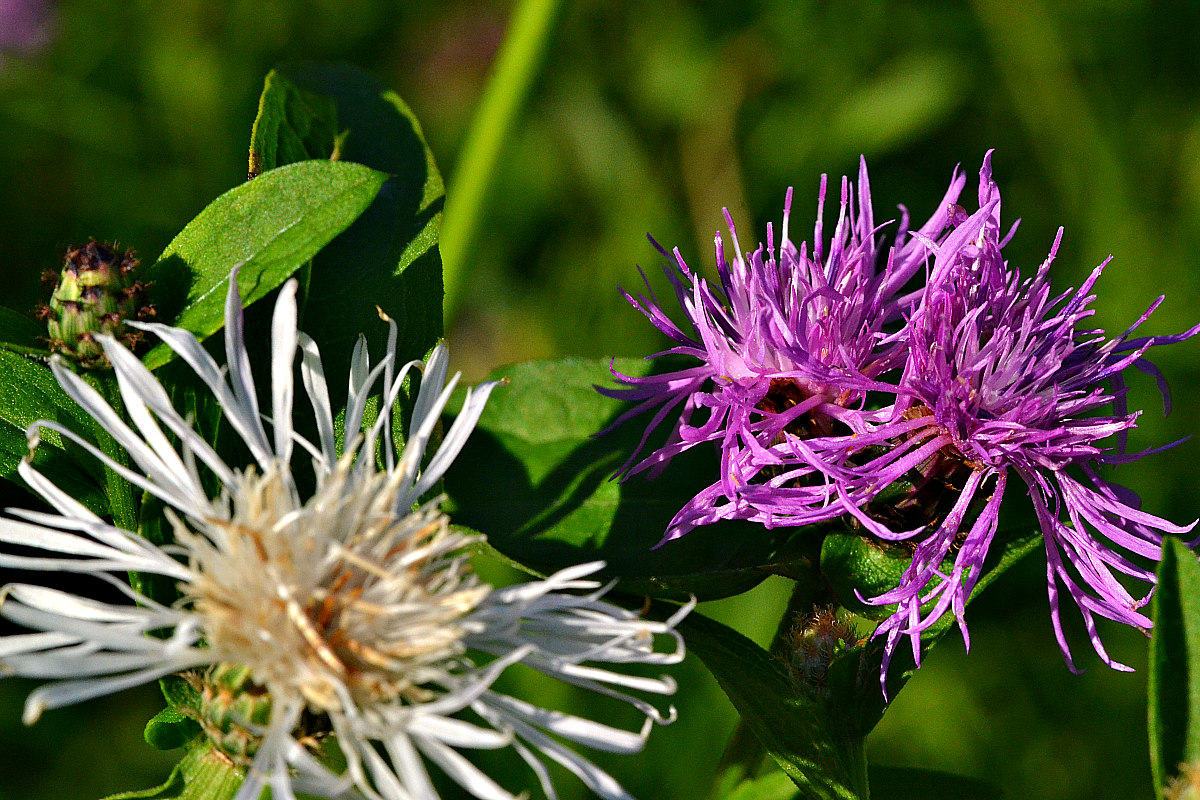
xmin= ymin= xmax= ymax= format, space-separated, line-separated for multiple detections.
xmin=440 ymin=0 xmax=562 ymax=320
xmin=708 ymin=575 xmax=825 ymax=798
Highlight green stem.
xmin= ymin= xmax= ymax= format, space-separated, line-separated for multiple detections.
xmin=708 ymin=578 xmax=823 ymax=799
xmin=440 ymin=0 xmax=562 ymax=320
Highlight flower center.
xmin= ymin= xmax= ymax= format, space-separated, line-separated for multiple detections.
xmin=180 ymin=465 xmax=488 ymax=714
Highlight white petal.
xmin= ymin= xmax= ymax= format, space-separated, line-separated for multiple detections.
xmin=298 ymin=333 xmax=336 ymax=468
xmin=412 ymin=733 xmax=517 ymax=800
xmin=23 ymin=657 xmax=204 ymax=723
xmin=271 ymin=281 xmax=299 ymax=465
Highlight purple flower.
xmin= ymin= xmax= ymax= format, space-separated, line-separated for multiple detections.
xmin=816 ymin=153 xmax=1199 ymax=683
xmin=602 ymin=158 xmax=966 ymax=543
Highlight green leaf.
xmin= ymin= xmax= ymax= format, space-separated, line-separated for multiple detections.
xmin=1149 ymin=536 xmax=1200 ymax=794
xmin=866 ymin=766 xmax=1000 ymax=800
xmin=0 ymin=306 xmax=47 ymax=354
xmin=0 ymin=349 xmax=107 ymax=513
xmin=265 ymin=62 xmax=445 ymax=408
xmin=248 ymin=69 xmax=339 ymax=179
xmin=143 ymin=706 xmax=201 ymax=752
xmin=443 ymin=357 xmax=828 ymax=601
xmin=679 ymin=610 xmax=867 ymax=800
xmin=102 ymin=743 xmax=243 ymax=800
xmin=141 ymin=159 xmax=388 ymax=370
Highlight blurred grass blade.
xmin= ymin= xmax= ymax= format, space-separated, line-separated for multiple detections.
xmin=441 ymin=0 xmax=562 ymax=319
xmin=716 ymin=771 xmax=801 ymax=800
xmin=1149 ymin=536 xmax=1200 ymax=794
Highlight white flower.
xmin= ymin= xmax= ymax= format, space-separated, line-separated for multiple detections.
xmin=0 ymin=270 xmax=689 ymax=800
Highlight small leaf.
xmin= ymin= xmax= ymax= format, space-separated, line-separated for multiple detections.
xmin=266 ymin=62 xmax=445 ymax=408
xmin=1149 ymin=536 xmax=1200 ymax=794
xmin=820 ymin=523 xmax=1041 ymax=622
xmin=819 ymin=525 xmax=1042 ymax=732
xmin=248 ymin=69 xmax=339 ymax=178
xmin=143 ymin=706 xmax=201 ymax=751
xmin=679 ymin=610 xmax=867 ymax=800
xmin=142 ymin=159 xmax=388 ymax=370
xmin=102 ymin=743 xmax=243 ymax=800
xmin=443 ymin=357 xmax=827 ymax=600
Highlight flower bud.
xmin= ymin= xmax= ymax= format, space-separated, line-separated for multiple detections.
xmin=188 ymin=663 xmax=275 ymax=763
xmin=41 ymin=240 xmax=152 ymax=368
xmin=785 ymin=606 xmax=858 ymax=688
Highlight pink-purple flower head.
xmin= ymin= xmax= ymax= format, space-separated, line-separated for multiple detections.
xmin=600 ymin=157 xmax=966 ymax=543
xmin=822 ymin=153 xmax=1199 ymax=686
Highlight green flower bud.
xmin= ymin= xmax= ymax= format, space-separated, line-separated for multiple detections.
xmin=184 ymin=664 xmax=328 ymax=765
xmin=42 ymin=240 xmax=152 ymax=368
xmin=189 ymin=664 xmax=275 ymax=763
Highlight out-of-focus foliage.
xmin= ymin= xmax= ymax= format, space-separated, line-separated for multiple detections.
xmin=1 ymin=1 xmax=1198 ymax=799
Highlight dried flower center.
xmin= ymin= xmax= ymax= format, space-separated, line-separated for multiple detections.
xmin=180 ymin=465 xmax=488 ymax=714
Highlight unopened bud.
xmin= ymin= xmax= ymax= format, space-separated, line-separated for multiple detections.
xmin=42 ymin=240 xmax=153 ymax=368
xmin=785 ymin=606 xmax=858 ymax=688
xmin=188 ymin=664 xmax=274 ymax=763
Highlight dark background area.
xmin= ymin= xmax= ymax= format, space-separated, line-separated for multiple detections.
xmin=0 ymin=1 xmax=1197 ymax=798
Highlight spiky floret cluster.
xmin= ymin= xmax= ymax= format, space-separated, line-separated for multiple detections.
xmin=0 ymin=270 xmax=688 ymax=800
xmin=39 ymin=239 xmax=153 ymax=368
xmin=601 ymin=158 xmax=966 ymax=543
xmin=609 ymin=152 xmax=1198 ymax=683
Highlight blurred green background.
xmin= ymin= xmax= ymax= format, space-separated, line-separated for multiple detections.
xmin=1 ymin=0 xmax=1198 ymax=798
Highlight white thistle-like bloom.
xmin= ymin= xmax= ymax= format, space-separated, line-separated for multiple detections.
xmin=0 ymin=271 xmax=689 ymax=800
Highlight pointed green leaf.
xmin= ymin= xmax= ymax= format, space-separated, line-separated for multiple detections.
xmin=679 ymin=610 xmax=867 ymax=800
xmin=248 ymin=69 xmax=339 ymax=179
xmin=818 ymin=526 xmax=1042 ymax=734
xmin=142 ymin=159 xmax=388 ymax=370
xmin=262 ymin=62 xmax=445 ymax=407
xmin=143 ymin=706 xmax=201 ymax=752
xmin=820 ymin=523 xmax=1041 ymax=622
xmin=442 ymin=357 xmax=828 ymax=600
xmin=1149 ymin=536 xmax=1200 ymax=794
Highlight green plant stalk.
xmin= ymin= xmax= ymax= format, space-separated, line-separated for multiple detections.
xmin=441 ymin=0 xmax=562 ymax=320
xmin=709 ymin=572 xmax=849 ymax=799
